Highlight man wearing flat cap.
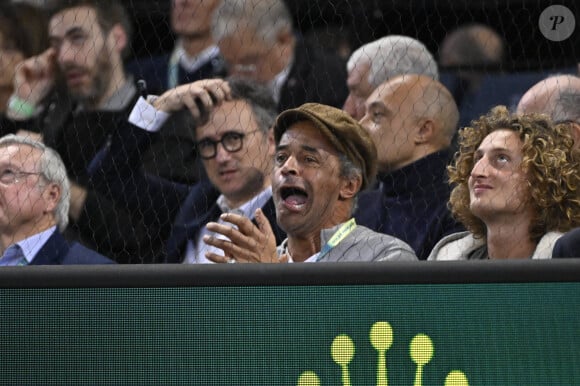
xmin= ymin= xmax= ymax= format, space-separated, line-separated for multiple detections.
xmin=203 ymin=103 xmax=417 ymax=263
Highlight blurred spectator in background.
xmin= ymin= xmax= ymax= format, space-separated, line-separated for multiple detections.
xmin=438 ymin=23 xmax=505 ymax=103
xmin=517 ymin=74 xmax=580 ymax=147
xmin=127 ymin=0 xmax=226 ymax=95
xmin=0 ymin=135 xmax=114 ymax=266
xmin=343 ymin=35 xmax=439 ymax=120
xmin=4 ymin=0 xmax=154 ymax=263
xmin=212 ymin=0 xmax=348 ymax=112
xmin=439 ymin=23 xmax=505 ymax=70
xmin=304 ymin=24 xmax=353 ymax=61
xmin=127 ymin=0 xmax=226 ymax=185
xmin=0 ymin=2 xmax=48 ymax=133
xmin=355 ymin=74 xmax=463 ymax=260
xmin=429 ymin=106 xmax=580 ymax=260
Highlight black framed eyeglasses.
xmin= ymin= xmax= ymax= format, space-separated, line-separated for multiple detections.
xmin=196 ymin=129 xmax=261 ymax=160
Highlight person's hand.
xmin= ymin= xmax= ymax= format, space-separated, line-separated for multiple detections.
xmin=152 ymin=78 xmax=232 ymax=120
xmin=13 ymin=48 xmax=57 ymax=106
xmin=203 ymin=208 xmax=286 ymax=263
xmin=68 ymin=181 xmax=88 ymax=222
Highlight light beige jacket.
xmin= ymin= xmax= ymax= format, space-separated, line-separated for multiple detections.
xmin=428 ymin=231 xmax=563 ymax=260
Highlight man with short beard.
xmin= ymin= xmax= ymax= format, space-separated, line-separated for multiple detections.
xmin=4 ymin=0 xmax=156 ymax=263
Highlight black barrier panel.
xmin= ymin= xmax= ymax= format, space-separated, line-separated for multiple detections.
xmin=1 ymin=261 xmax=580 ymax=385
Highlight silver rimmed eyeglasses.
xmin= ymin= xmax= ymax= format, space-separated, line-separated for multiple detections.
xmin=0 ymin=168 xmax=43 ymax=185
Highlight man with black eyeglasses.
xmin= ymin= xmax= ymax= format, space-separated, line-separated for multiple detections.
xmin=89 ymin=77 xmax=286 ymax=263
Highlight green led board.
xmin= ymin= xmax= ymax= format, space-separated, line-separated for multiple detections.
xmin=1 ymin=282 xmax=579 ymax=385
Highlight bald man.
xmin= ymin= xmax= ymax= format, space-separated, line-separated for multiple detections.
xmin=519 ymin=75 xmax=580 ymax=258
xmin=517 ymin=74 xmax=580 ymax=147
xmin=354 ymin=74 xmax=464 ymax=259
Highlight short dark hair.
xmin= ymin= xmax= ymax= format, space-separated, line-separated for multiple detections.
xmin=47 ymin=0 xmax=132 ymax=58
xmin=227 ymin=77 xmax=278 ymax=134
xmin=176 ymin=78 xmax=277 ymax=137
xmin=0 ymin=3 xmax=48 ymax=57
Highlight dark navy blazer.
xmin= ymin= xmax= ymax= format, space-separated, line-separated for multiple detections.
xmin=164 ymin=185 xmax=283 ymax=263
xmin=30 ymin=230 xmax=115 ymax=265
xmin=88 ymin=119 xmax=286 ymax=263
xmin=126 ymin=52 xmax=227 ymax=96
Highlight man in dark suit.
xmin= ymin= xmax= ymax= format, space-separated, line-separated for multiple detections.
xmin=211 ymin=0 xmax=348 ymax=112
xmin=127 ymin=0 xmax=226 ymax=95
xmin=0 ymin=135 xmax=113 ymax=265
xmin=90 ymin=77 xmax=286 ymax=263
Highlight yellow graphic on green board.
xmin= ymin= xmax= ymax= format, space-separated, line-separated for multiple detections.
xmin=297 ymin=321 xmax=469 ymax=386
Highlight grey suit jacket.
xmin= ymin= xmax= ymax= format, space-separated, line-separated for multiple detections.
xmin=278 ymin=222 xmax=417 ymax=262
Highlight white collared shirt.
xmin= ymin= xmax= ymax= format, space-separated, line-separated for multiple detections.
xmin=0 ymin=226 xmax=57 ymax=266
xmin=183 ymin=187 xmax=273 ymax=264
xmin=268 ymin=54 xmax=294 ymax=104
xmin=171 ymin=42 xmax=220 ymax=73
xmin=168 ymin=42 xmax=221 ymax=88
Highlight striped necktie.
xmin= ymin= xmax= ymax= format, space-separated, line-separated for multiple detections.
xmin=0 ymin=245 xmax=28 ymax=266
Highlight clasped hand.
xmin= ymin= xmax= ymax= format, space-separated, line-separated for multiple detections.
xmin=203 ymin=208 xmax=287 ymax=264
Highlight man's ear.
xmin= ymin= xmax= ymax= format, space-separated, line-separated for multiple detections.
xmin=43 ymin=183 xmax=61 ymax=213
xmin=276 ymin=26 xmax=294 ymax=46
xmin=108 ymin=24 xmax=127 ymax=54
xmin=339 ymin=175 xmax=362 ymax=201
xmin=570 ymin=122 xmax=580 ymax=147
xmin=414 ymin=119 xmax=436 ymax=145
xmin=267 ymin=128 xmax=276 ymax=156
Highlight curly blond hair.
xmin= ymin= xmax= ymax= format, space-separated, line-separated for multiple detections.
xmin=448 ymin=105 xmax=580 ymax=242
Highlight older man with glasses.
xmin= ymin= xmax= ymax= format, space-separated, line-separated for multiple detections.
xmin=88 ymin=77 xmax=286 ymax=263
xmin=0 ymin=135 xmax=113 ymax=265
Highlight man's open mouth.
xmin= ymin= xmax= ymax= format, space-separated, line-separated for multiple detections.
xmin=280 ymin=186 xmax=308 ymax=209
